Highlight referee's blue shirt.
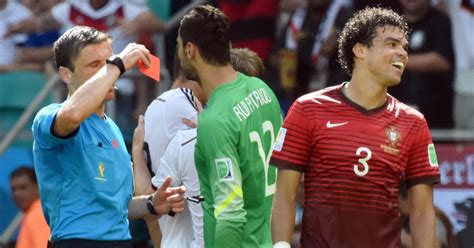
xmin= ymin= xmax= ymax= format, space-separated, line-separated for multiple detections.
xmin=32 ymin=103 xmax=133 ymax=241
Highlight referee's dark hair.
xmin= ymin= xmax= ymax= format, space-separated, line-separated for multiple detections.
xmin=53 ymin=26 xmax=111 ymax=72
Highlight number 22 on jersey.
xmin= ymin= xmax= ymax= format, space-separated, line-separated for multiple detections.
xmin=249 ymin=120 xmax=277 ymax=196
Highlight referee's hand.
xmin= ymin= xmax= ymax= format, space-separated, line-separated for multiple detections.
xmin=152 ymin=176 xmax=186 ymax=214
xmin=117 ymin=43 xmax=151 ymax=71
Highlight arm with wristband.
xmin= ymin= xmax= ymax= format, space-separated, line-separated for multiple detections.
xmin=53 ymin=43 xmax=151 ymax=137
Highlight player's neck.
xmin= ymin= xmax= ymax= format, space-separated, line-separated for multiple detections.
xmin=344 ymin=72 xmax=388 ymax=110
xmin=198 ymin=64 xmax=238 ymax=100
xmin=95 ymin=105 xmax=106 ymax=120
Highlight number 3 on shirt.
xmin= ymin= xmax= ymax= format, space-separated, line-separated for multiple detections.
xmin=354 ymin=147 xmax=372 ymax=176
xmin=249 ymin=120 xmax=276 ymax=196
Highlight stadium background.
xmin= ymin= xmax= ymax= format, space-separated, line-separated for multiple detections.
xmin=0 ymin=0 xmax=472 ymax=247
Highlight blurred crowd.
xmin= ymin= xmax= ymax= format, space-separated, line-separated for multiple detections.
xmin=1 ymin=0 xmax=472 ymax=247
xmin=1 ymin=0 xmax=472 ymax=141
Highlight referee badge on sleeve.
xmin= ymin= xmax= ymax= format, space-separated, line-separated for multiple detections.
xmin=273 ymin=127 xmax=287 ymax=152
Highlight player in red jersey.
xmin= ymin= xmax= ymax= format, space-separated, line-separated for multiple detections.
xmin=270 ymin=7 xmax=440 ymax=248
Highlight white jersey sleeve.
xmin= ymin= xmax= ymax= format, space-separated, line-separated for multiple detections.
xmin=176 ymin=130 xmax=204 ymax=248
xmin=151 ymin=129 xmax=203 ymax=247
xmin=151 ymin=135 xmax=179 ymax=187
xmin=144 ymin=88 xmax=199 ymax=174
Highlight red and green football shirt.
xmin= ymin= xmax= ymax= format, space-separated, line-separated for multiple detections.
xmin=271 ymin=83 xmax=440 ymax=247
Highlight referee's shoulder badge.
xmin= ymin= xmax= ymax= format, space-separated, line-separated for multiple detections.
xmin=428 ymin=143 xmax=438 ymax=167
xmin=273 ymin=127 xmax=287 ymax=152
xmin=215 ymin=158 xmax=234 ymax=182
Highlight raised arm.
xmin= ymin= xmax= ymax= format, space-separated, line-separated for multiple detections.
xmin=54 ymin=43 xmax=151 ymax=137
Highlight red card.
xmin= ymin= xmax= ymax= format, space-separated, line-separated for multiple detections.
xmin=138 ymin=54 xmax=160 ymax=81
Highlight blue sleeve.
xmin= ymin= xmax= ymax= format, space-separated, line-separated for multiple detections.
xmin=32 ymin=104 xmax=78 ymax=149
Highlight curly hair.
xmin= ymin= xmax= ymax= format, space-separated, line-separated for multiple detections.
xmin=337 ymin=7 xmax=409 ymax=75
xmin=179 ymin=5 xmax=231 ymax=66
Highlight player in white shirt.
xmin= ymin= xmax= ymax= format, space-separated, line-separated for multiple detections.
xmin=133 ymin=85 xmax=204 ymax=248
xmin=132 ymin=47 xmax=263 ymax=247
xmin=153 ymin=127 xmax=203 ymax=248
xmin=144 ymin=87 xmax=199 ymax=177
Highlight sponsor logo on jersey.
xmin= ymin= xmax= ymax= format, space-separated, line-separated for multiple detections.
xmin=112 ymin=139 xmax=120 ymax=148
xmin=215 ymin=158 xmax=234 ymax=182
xmin=95 ymin=162 xmax=107 ymax=182
xmin=326 ymin=121 xmax=349 ymax=128
xmin=380 ymin=126 xmax=401 ymax=155
xmin=428 ymin=143 xmax=439 ymax=167
xmin=273 ymin=127 xmax=287 ymax=151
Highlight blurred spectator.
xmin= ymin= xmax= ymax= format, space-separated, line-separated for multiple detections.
xmin=5 ymin=0 xmax=168 ymax=143
xmin=0 ymin=0 xmax=62 ymax=73
xmin=390 ymin=0 xmax=454 ymax=128
xmin=20 ymin=0 xmax=60 ymax=16
xmin=453 ymin=198 xmax=474 ymax=248
xmin=6 ymin=0 xmax=166 ymax=53
xmin=0 ymin=0 xmax=33 ymax=71
xmin=279 ymin=0 xmax=306 ymax=13
xmin=214 ymin=0 xmax=279 ymax=62
xmin=163 ymin=0 xmax=191 ymax=80
xmin=17 ymin=0 xmax=60 ymax=64
xmin=270 ymin=0 xmax=351 ymax=112
xmin=434 ymin=208 xmax=457 ymax=248
xmin=10 ymin=166 xmax=50 ymax=248
xmin=399 ymin=183 xmax=456 ymax=248
xmin=274 ymin=0 xmax=305 ymax=45
xmin=352 ymin=0 xmax=401 ymax=12
xmin=435 ymin=0 xmax=474 ymax=130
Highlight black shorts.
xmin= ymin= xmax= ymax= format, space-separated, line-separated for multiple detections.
xmin=48 ymin=239 xmax=132 ymax=248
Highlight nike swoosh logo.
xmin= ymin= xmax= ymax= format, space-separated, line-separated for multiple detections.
xmin=326 ymin=121 xmax=349 ymax=128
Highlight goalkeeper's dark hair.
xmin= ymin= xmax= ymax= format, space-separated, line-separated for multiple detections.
xmin=179 ymin=5 xmax=231 ymax=66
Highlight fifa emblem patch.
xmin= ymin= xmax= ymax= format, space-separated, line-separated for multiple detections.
xmin=215 ymin=158 xmax=234 ymax=182
xmin=428 ymin=144 xmax=439 ymax=167
xmin=273 ymin=127 xmax=287 ymax=152
xmin=95 ymin=162 xmax=107 ymax=182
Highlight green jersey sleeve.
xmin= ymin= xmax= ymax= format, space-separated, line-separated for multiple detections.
xmin=198 ymin=116 xmax=246 ymax=247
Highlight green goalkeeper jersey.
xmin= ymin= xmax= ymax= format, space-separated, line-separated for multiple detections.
xmin=195 ymin=73 xmax=282 ymax=248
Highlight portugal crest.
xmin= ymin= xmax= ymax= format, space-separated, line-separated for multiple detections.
xmin=380 ymin=126 xmax=401 ymax=155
